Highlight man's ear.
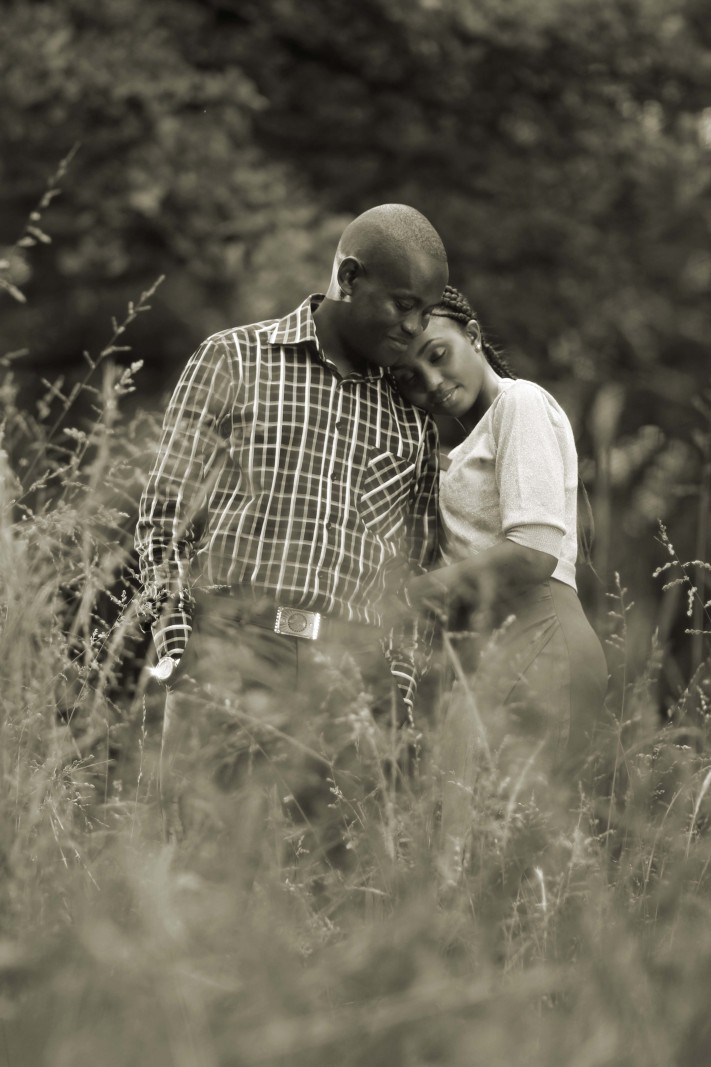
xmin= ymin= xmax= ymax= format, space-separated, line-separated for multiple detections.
xmin=337 ymin=256 xmax=365 ymax=299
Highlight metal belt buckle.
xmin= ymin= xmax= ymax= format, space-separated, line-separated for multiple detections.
xmin=274 ymin=606 xmax=322 ymax=640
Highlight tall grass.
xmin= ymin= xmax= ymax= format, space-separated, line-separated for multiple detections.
xmin=1 ymin=178 xmax=711 ymax=1066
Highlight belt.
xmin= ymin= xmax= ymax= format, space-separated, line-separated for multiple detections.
xmin=195 ymin=591 xmax=382 ymax=644
xmin=274 ymin=605 xmax=324 ymax=640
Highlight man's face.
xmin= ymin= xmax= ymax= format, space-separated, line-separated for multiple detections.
xmin=343 ymin=249 xmax=448 ymax=368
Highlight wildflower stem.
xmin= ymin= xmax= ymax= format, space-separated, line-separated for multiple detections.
xmin=693 ymin=418 xmax=711 ymax=671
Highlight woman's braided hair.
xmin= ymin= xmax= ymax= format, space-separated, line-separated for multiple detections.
xmin=433 ymin=287 xmax=597 ymax=567
xmin=432 ymin=286 xmax=515 ymax=379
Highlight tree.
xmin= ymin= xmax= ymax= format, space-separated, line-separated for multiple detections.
xmin=1 ymin=0 xmax=332 ymax=387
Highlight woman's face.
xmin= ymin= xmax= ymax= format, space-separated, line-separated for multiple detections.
xmin=390 ymin=316 xmax=487 ymax=417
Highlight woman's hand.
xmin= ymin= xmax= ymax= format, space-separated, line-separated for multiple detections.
xmin=406 ymin=543 xmax=557 ymax=616
xmin=405 ymin=570 xmax=452 ymax=611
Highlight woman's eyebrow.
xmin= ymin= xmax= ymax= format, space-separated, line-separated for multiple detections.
xmin=416 ymin=338 xmax=438 ymax=357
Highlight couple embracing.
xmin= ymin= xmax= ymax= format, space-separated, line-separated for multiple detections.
xmin=136 ymin=204 xmax=607 ymax=840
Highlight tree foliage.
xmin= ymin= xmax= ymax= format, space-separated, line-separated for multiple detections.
xmin=1 ymin=0 xmax=332 ymax=378
xmin=229 ymin=0 xmax=711 ymax=396
xmin=4 ymin=0 xmax=710 ymax=391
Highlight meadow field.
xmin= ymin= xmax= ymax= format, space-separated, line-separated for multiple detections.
xmin=1 ymin=187 xmax=711 ymax=1066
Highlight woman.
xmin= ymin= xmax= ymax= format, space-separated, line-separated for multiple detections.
xmin=391 ymin=286 xmax=608 ymax=775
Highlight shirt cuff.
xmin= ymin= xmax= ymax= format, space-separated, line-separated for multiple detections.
xmin=383 ymin=622 xmax=433 ymax=726
xmin=388 ymin=657 xmax=417 ymax=726
xmin=151 ymin=608 xmax=192 ymax=661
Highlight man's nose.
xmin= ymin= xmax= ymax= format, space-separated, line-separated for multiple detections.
xmin=400 ymin=309 xmax=426 ymax=337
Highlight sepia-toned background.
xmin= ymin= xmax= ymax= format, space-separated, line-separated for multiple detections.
xmin=4 ymin=5 xmax=711 ymax=1065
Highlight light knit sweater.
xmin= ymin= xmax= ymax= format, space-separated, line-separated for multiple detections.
xmin=440 ymin=378 xmax=578 ymax=590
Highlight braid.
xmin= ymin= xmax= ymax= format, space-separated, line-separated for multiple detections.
xmin=482 ymin=338 xmax=515 ymax=380
xmin=431 ymin=284 xmax=475 ymax=327
xmin=433 ymin=285 xmax=516 ymax=379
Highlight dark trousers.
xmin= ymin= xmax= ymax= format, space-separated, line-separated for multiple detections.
xmin=159 ymin=591 xmax=398 ymax=848
xmin=169 ymin=590 xmax=395 ymax=713
xmin=437 ymin=579 xmax=608 ymax=880
xmin=469 ymin=578 xmax=608 ymax=767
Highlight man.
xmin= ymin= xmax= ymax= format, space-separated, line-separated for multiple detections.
xmin=135 ymin=204 xmax=448 ymax=837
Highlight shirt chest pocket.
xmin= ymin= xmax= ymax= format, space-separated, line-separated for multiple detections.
xmin=358 ymin=451 xmax=417 ymax=538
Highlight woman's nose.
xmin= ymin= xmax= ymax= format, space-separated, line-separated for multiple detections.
xmin=420 ymin=365 xmax=443 ymax=393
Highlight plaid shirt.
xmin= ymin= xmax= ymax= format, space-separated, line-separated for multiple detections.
xmin=135 ymin=295 xmax=440 ymax=710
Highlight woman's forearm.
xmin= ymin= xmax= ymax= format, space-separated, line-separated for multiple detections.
xmin=407 ymin=539 xmax=557 ymax=610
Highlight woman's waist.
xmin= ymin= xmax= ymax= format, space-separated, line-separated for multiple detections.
xmin=449 ymin=576 xmax=579 ymax=633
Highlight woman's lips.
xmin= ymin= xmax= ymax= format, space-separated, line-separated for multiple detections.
xmin=434 ymin=385 xmax=459 ymax=408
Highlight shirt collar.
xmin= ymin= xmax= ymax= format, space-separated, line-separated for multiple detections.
xmin=266 ymin=294 xmax=323 ymax=347
xmin=266 ymin=294 xmax=385 ymax=383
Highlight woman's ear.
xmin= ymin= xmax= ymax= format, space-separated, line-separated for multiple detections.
xmin=465 ymin=319 xmax=482 ymax=349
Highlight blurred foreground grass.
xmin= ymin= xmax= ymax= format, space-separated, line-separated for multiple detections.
xmin=1 ymin=382 xmax=711 ymax=1067
xmin=1 ymin=547 xmax=711 ymax=1067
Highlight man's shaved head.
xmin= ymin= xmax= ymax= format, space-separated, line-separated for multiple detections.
xmin=315 ymin=203 xmax=449 ymax=375
xmin=336 ymin=204 xmax=447 ymax=268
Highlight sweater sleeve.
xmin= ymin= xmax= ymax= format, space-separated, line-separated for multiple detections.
xmin=491 ymin=382 xmax=568 ymax=558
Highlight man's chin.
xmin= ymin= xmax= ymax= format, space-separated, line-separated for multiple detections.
xmin=365 ymin=350 xmax=399 ymax=369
